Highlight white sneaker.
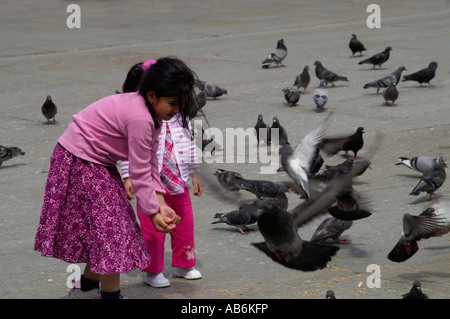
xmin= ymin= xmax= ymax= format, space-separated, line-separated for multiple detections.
xmin=143 ymin=272 xmax=170 ymax=288
xmin=174 ymin=267 xmax=202 ymax=280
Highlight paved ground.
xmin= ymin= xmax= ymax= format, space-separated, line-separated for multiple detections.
xmin=0 ymin=0 xmax=449 ymax=301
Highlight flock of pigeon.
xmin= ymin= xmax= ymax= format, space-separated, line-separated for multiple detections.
xmin=194 ymin=35 xmax=448 ymax=298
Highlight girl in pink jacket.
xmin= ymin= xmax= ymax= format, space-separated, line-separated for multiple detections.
xmin=34 ymin=57 xmax=197 ymax=299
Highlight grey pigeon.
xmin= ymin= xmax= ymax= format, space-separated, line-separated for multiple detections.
xmin=326 ymin=290 xmax=337 ymax=299
xmin=382 ymin=84 xmax=399 ymax=106
xmin=233 ymin=179 xmax=290 ymax=199
xmin=251 ymin=155 xmax=376 ymax=271
xmin=197 ymin=81 xmax=227 ymax=99
xmin=282 ymin=87 xmax=300 ymax=107
xmin=280 ymin=121 xmax=329 ymax=199
xmin=0 ymin=145 xmax=25 ymax=168
xmin=262 ymin=39 xmax=287 ymax=69
xmin=358 ymin=46 xmax=392 ymax=69
xmin=402 ymin=62 xmax=438 ymax=87
xmin=409 ymin=157 xmax=447 ymax=200
xmin=201 ymin=128 xmax=221 ymax=158
xmin=254 ymin=114 xmax=270 ymax=147
xmin=341 ymin=127 xmax=365 ymax=159
xmin=363 ymin=66 xmax=407 ymax=93
xmin=41 ymin=95 xmax=57 ymax=124
xmin=212 ymin=201 xmax=264 ymax=235
xmin=314 ymin=61 xmax=348 ymax=86
xmin=310 ymin=216 xmax=353 ymax=244
xmin=213 ymin=168 xmax=249 ymax=192
xmin=293 ymin=65 xmax=311 ymax=94
xmin=189 ymin=91 xmax=207 ymax=119
xmin=402 ymin=281 xmax=429 ymax=299
xmin=269 ymin=117 xmax=289 ymax=153
xmin=349 ymin=34 xmax=366 ymax=57
xmin=388 ymin=204 xmax=450 ymax=263
xmin=313 ymin=79 xmax=328 ymax=112
xmin=396 ymin=156 xmax=446 ymax=174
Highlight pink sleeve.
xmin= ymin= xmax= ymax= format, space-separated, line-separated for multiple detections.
xmin=125 ymin=118 xmax=165 ymax=215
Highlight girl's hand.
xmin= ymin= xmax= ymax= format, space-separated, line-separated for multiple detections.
xmin=192 ymin=174 xmax=203 ymax=196
xmin=123 ymin=177 xmax=134 ymax=200
xmin=159 ymin=204 xmax=181 ymax=226
xmin=149 ymin=212 xmax=176 ymax=233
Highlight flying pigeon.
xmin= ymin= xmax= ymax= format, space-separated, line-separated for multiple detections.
xmin=254 ymin=114 xmax=270 ymax=147
xmin=313 ymin=79 xmax=328 ymax=112
xmin=41 ymin=95 xmax=57 ymax=124
xmin=382 ymin=84 xmax=399 ymax=106
xmin=328 ymin=189 xmax=372 ymax=221
xmin=358 ymin=46 xmax=392 ymax=69
xmin=262 ymin=39 xmax=288 ymax=69
xmin=293 ymin=65 xmax=311 ymax=94
xmin=363 ymin=66 xmax=407 ymax=92
xmin=314 ymin=61 xmax=348 ymax=86
xmin=0 ymin=145 xmax=25 ymax=168
xmin=269 ymin=117 xmax=289 ymax=153
xmin=348 ymin=34 xmax=367 ymax=57
xmin=251 ymin=154 xmax=377 ymax=271
xmin=310 ymin=216 xmax=353 ymax=244
xmin=212 ymin=200 xmax=264 ymax=235
xmin=402 ymin=281 xmax=429 ymax=299
xmin=282 ymin=87 xmax=300 ymax=107
xmin=280 ymin=122 xmax=329 ymax=199
xmin=402 ymin=62 xmax=438 ymax=87
xmin=196 ymin=81 xmax=227 ymax=99
xmin=201 ymin=128 xmax=221 ymax=158
xmin=409 ymin=157 xmax=447 ymax=200
xmin=387 ymin=204 xmax=450 ymax=263
xmin=396 ymin=156 xmax=446 ymax=174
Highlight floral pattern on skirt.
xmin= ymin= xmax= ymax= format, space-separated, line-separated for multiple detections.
xmin=34 ymin=143 xmax=151 ymax=275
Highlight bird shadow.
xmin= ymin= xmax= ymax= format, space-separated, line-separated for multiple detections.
xmin=408 ymin=194 xmax=444 ymax=205
xmin=423 ymin=244 xmax=450 ymax=251
xmin=396 ymin=270 xmax=450 ymax=281
xmin=211 ymin=226 xmax=259 ymax=234
xmin=0 ymin=163 xmax=26 ymax=169
xmin=342 ymin=243 xmax=371 ymax=258
xmin=395 ymin=173 xmax=422 ymax=179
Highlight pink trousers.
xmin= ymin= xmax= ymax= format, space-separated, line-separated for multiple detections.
xmin=137 ymin=188 xmax=196 ymax=274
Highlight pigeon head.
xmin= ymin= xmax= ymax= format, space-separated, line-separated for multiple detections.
xmin=313 ymin=61 xmax=322 ymax=66
xmin=429 ymin=62 xmax=438 ymax=70
xmin=434 ymin=156 xmax=447 ymax=168
xmin=413 ymin=281 xmax=422 ymax=290
xmin=385 ymin=46 xmax=393 ymax=51
xmin=351 ymin=34 xmax=357 ymax=38
xmin=357 ymin=127 xmax=365 ymax=134
xmin=303 ymin=65 xmax=309 ymax=70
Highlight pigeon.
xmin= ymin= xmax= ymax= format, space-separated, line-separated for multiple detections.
xmin=396 ymin=156 xmax=446 ymax=174
xmin=326 ymin=290 xmax=337 ymax=299
xmin=340 ymin=127 xmax=365 ymax=159
xmin=402 ymin=62 xmax=438 ymax=87
xmin=196 ymin=81 xmax=227 ymax=99
xmin=349 ymin=34 xmax=367 ymax=57
xmin=41 ymin=95 xmax=57 ymax=124
xmin=358 ymin=46 xmax=392 ymax=69
xmin=313 ymin=158 xmax=355 ymax=182
xmin=293 ymin=65 xmax=311 ymax=94
xmin=0 ymin=145 xmax=25 ymax=168
xmin=312 ymin=79 xmax=329 ymax=112
xmin=328 ymin=189 xmax=372 ymax=221
xmin=269 ymin=117 xmax=289 ymax=153
xmin=201 ymin=128 xmax=221 ymax=158
xmin=213 ymin=168 xmax=249 ymax=192
xmin=310 ymin=216 xmax=353 ymax=244
xmin=280 ymin=122 xmax=329 ymax=199
xmin=251 ymin=155 xmax=376 ymax=271
xmin=382 ymin=84 xmax=399 ymax=106
xmin=402 ymin=281 xmax=429 ymax=299
xmin=212 ymin=200 xmax=264 ymax=235
xmin=282 ymin=87 xmax=300 ymax=107
xmin=254 ymin=114 xmax=270 ymax=147
xmin=409 ymin=157 xmax=447 ymax=200
xmin=314 ymin=61 xmax=348 ymax=86
xmin=233 ymin=179 xmax=290 ymax=199
xmin=261 ymin=39 xmax=288 ymax=69
xmin=189 ymin=91 xmax=207 ymax=119
xmin=363 ymin=66 xmax=407 ymax=92
xmin=387 ymin=204 xmax=450 ymax=263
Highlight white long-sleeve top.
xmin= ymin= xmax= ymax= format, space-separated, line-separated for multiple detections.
xmin=121 ymin=114 xmax=200 ymax=188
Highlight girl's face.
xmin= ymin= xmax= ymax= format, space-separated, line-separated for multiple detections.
xmin=147 ymin=91 xmax=181 ymax=121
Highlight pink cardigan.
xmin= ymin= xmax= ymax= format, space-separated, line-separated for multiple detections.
xmin=58 ymin=92 xmax=165 ymax=216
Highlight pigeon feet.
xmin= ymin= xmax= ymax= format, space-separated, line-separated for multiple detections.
xmin=336 ymin=239 xmax=351 ymax=244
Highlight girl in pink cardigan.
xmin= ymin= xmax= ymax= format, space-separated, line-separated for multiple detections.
xmin=119 ymin=60 xmax=203 ymax=288
xmin=34 ymin=57 xmax=196 ymax=299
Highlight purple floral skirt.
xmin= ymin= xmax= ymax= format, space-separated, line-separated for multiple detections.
xmin=34 ymin=143 xmax=151 ymax=275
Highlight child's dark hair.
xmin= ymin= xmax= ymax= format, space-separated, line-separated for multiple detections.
xmin=119 ymin=57 xmax=196 ymax=132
